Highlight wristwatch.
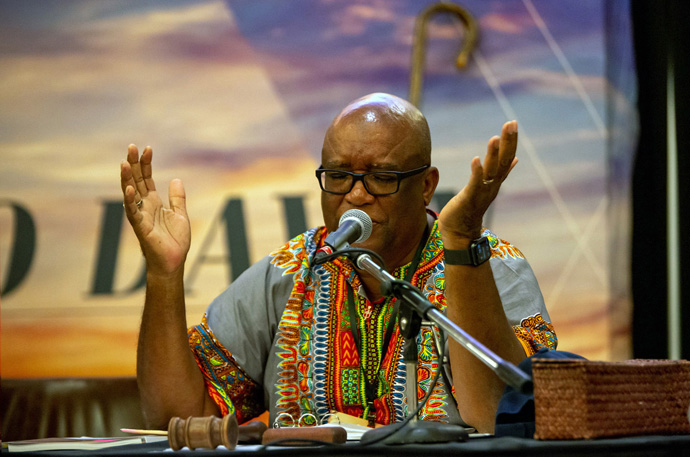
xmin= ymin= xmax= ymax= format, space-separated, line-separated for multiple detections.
xmin=444 ymin=236 xmax=491 ymax=266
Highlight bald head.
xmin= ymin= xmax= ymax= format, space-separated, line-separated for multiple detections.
xmin=324 ymin=93 xmax=431 ymax=165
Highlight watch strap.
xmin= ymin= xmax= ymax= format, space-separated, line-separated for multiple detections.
xmin=444 ymin=236 xmax=491 ymax=266
xmin=444 ymin=247 xmax=474 ymax=265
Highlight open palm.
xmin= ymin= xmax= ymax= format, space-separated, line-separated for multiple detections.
xmin=120 ymin=145 xmax=191 ymax=276
xmin=439 ymin=121 xmax=518 ymax=240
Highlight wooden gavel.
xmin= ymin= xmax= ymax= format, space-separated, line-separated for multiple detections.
xmin=168 ymin=415 xmax=267 ymax=450
xmin=168 ymin=415 xmax=346 ymax=450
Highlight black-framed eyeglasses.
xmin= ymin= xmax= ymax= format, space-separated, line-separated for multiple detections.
xmin=315 ymin=165 xmax=430 ymax=196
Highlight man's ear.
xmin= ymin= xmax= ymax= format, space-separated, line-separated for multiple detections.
xmin=423 ymin=166 xmax=440 ymax=206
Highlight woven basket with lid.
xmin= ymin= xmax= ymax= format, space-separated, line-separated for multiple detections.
xmin=533 ymin=358 xmax=690 ymax=440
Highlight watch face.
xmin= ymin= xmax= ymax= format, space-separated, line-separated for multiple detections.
xmin=475 ymin=237 xmax=491 ymax=264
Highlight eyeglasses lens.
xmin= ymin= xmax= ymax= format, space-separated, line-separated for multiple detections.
xmin=321 ymin=171 xmax=398 ymax=195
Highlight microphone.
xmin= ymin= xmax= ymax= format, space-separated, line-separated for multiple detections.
xmin=315 ymin=209 xmax=373 ymax=260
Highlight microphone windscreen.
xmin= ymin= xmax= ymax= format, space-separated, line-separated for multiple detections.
xmin=339 ymin=209 xmax=372 ymax=243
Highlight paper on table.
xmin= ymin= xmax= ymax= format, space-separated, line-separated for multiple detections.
xmin=5 ymin=435 xmax=168 ymax=452
xmin=337 ymin=422 xmax=372 ymax=441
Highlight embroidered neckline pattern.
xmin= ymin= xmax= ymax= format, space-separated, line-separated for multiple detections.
xmin=271 ymin=223 xmax=449 ymax=424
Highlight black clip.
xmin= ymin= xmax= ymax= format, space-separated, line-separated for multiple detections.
xmin=366 ymin=401 xmax=377 ymax=428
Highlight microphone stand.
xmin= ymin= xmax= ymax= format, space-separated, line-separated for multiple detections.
xmin=353 ymin=252 xmax=533 ymax=445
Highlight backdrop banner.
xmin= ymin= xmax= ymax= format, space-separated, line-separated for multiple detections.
xmin=0 ymin=0 xmax=637 ymax=377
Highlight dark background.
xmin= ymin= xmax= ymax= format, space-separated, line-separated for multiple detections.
xmin=631 ymin=0 xmax=690 ymax=359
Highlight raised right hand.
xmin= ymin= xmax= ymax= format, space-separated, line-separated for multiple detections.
xmin=120 ymin=144 xmax=191 ymax=276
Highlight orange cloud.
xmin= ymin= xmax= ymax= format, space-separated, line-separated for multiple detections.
xmin=481 ymin=12 xmax=530 ymax=35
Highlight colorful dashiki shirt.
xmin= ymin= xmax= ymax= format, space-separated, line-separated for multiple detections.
xmin=188 ymin=220 xmax=557 ymax=426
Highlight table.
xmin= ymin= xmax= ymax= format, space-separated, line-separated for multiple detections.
xmin=3 ymin=434 xmax=690 ymax=457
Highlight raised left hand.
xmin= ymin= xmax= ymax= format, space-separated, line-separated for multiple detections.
xmin=438 ymin=120 xmax=518 ymax=244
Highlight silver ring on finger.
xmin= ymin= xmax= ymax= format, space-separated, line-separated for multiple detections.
xmin=136 ymin=200 xmax=143 ymax=208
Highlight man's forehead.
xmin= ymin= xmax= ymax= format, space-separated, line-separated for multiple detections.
xmin=321 ymin=132 xmax=416 ymax=170
xmin=322 ymin=158 xmax=403 ymax=170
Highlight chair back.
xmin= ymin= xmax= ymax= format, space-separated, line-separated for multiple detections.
xmin=1 ymin=377 xmax=146 ymax=440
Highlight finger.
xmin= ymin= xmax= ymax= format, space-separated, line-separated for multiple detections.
xmin=168 ymin=178 xmax=187 ymax=218
xmin=501 ymin=158 xmax=519 ymax=183
xmin=123 ymin=185 xmax=144 ymax=224
xmin=120 ymin=159 xmax=134 ymax=195
xmin=140 ymin=146 xmax=156 ymax=192
xmin=482 ymin=136 xmax=500 ymax=183
xmin=497 ymin=120 xmax=518 ymax=176
xmin=455 ymin=156 xmax=487 ymax=237
xmin=127 ymin=144 xmax=149 ymax=198
xmin=467 ymin=156 xmax=485 ymax=189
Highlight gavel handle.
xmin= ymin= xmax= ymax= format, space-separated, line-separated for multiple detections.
xmin=262 ymin=425 xmax=347 ymax=445
xmin=238 ymin=420 xmax=268 ymax=444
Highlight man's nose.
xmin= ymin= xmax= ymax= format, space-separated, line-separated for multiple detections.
xmin=345 ymin=178 xmax=375 ymax=204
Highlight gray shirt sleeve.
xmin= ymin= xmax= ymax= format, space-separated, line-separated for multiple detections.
xmin=204 ymin=255 xmax=294 ymax=384
xmin=490 ymin=253 xmax=551 ymax=325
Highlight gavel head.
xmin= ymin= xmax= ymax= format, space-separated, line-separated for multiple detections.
xmin=168 ymin=414 xmax=239 ymax=451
